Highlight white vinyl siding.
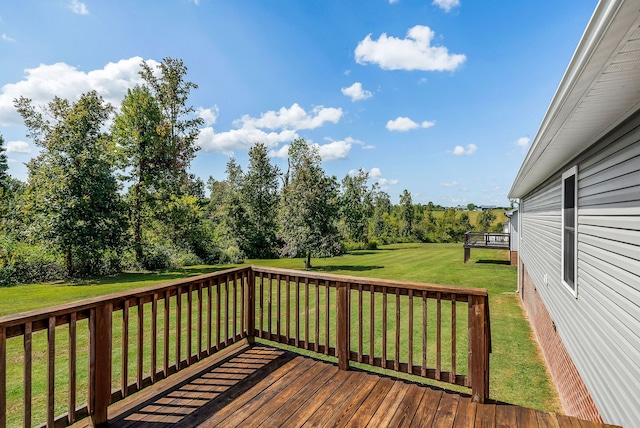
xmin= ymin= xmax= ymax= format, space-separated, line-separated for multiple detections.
xmin=519 ymin=111 xmax=640 ymax=427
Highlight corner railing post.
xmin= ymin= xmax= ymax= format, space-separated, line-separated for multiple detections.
xmin=336 ymin=281 xmax=350 ymax=371
xmin=247 ymin=267 xmax=256 ymax=344
xmin=90 ymin=303 xmax=112 ymax=427
xmin=469 ymin=295 xmax=490 ymax=403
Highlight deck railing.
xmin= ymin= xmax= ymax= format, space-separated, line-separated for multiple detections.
xmin=464 ymin=232 xmax=510 ymax=249
xmin=0 ymin=266 xmax=491 ymax=427
xmin=464 ymin=232 xmax=510 ymax=263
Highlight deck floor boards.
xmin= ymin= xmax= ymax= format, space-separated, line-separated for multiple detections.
xmin=80 ymin=344 xmax=618 ymax=428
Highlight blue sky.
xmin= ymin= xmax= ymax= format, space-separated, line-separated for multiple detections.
xmin=0 ymin=0 xmax=598 ymax=206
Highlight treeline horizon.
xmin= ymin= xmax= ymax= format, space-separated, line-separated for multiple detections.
xmin=0 ymin=58 xmax=507 ymax=286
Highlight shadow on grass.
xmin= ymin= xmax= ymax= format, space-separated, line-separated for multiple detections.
xmin=474 ymin=259 xmax=510 ymax=265
xmin=346 ymin=251 xmax=378 ymax=256
xmin=69 ymin=265 xmax=234 ymax=287
xmin=309 ymin=265 xmax=384 ymax=273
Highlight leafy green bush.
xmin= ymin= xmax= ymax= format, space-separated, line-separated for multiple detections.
xmin=218 ymin=245 xmax=244 ymax=264
xmin=140 ymin=244 xmax=174 ymax=271
xmin=365 ymin=240 xmax=378 ymax=250
xmin=0 ymin=239 xmax=65 ymax=286
xmin=342 ymin=240 xmax=378 ymax=252
xmin=173 ymin=251 xmax=202 ymax=267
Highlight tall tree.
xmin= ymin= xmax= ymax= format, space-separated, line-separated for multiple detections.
xmin=278 ymin=139 xmax=341 ymax=268
xmin=15 ymin=92 xmax=127 ymax=276
xmin=399 ymin=189 xmax=414 ymax=238
xmin=217 ymin=157 xmax=248 ymax=255
xmin=341 ymin=168 xmax=374 ymax=243
xmin=478 ymin=209 xmax=496 ymax=231
xmin=0 ymin=134 xmax=8 ymax=193
xmin=111 ymin=85 xmax=163 ymax=261
xmin=139 ymin=58 xmax=204 ymax=192
xmin=371 ymin=190 xmax=391 ymax=240
xmin=243 ymin=143 xmax=281 ymax=258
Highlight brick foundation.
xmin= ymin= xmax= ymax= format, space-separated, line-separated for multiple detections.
xmin=509 ymin=251 xmax=518 ymax=266
xmin=519 ymin=261 xmax=602 ymax=422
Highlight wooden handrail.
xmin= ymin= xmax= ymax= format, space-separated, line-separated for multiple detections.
xmin=250 ymin=266 xmax=491 ymax=402
xmin=0 ymin=266 xmax=492 ymax=427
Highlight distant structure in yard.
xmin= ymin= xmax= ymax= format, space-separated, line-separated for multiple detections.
xmin=477 ymin=205 xmax=497 ymax=211
xmin=508 ymin=0 xmax=640 ymax=426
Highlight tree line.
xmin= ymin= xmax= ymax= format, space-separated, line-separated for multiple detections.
xmin=0 ymin=58 xmax=505 ymax=286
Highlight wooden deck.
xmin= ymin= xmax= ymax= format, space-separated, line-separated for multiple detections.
xmin=74 ymin=343 xmax=619 ymax=428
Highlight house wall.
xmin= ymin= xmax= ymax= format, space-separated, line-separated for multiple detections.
xmin=509 ymin=211 xmax=519 ymax=266
xmin=509 ymin=210 xmax=519 ymax=252
xmin=519 ymin=260 xmax=602 ymax=421
xmin=518 ymin=110 xmax=640 ymax=427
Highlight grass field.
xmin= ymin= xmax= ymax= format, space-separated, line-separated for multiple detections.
xmin=0 ymin=243 xmax=561 ymax=425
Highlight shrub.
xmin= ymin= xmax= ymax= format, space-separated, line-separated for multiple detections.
xmin=173 ymin=251 xmax=203 ymax=267
xmin=218 ymin=245 xmax=244 ymax=264
xmin=342 ymin=240 xmax=378 ymax=252
xmin=0 ymin=240 xmax=65 ymax=286
xmin=140 ymin=244 xmax=174 ymax=271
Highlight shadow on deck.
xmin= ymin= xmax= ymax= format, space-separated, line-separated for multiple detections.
xmin=75 ymin=342 xmax=617 ymax=428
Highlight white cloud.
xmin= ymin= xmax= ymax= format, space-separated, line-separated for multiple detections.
xmin=341 ymin=82 xmax=373 ymax=102
xmin=269 ymin=145 xmax=290 ymax=158
xmin=1 ymin=34 xmax=15 ymax=43
xmin=377 ymin=178 xmax=399 ymax=189
xmin=197 ymin=126 xmax=297 ymax=156
xmin=6 ymin=140 xmax=31 ymax=154
xmin=433 ymin=0 xmax=460 ymax=13
xmin=269 ymin=138 xmax=352 ymax=162
xmin=515 ymin=136 xmax=530 ymax=148
xmin=313 ymin=139 xmax=352 ymax=161
xmin=197 ymin=103 xmax=343 ymax=155
xmin=197 ymin=106 xmax=219 ymax=126
xmin=389 ymin=0 xmax=399 ymax=4
xmin=237 ymin=103 xmax=342 ymax=131
xmin=355 ymin=25 xmax=466 ymax=72
xmin=386 ymin=116 xmax=435 ymax=132
xmin=0 ymin=57 xmax=159 ymax=126
xmin=440 ymin=181 xmax=458 ymax=187
xmin=69 ymin=0 xmax=89 ymax=15
xmin=369 ymin=167 xmax=382 ymax=178
xmin=452 ymin=143 xmax=477 ymax=156
xmin=347 ymin=167 xmax=383 ymax=179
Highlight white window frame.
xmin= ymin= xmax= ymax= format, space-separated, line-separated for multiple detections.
xmin=561 ymin=166 xmax=578 ymax=298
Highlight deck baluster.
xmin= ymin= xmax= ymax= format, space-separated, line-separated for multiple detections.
xmin=24 ymin=322 xmax=32 ymax=427
xmin=137 ymin=298 xmax=144 ymax=388
xmin=152 ymin=293 xmax=158 ymax=380
xmin=408 ymin=290 xmax=413 ymax=373
xmin=382 ymin=287 xmax=387 ymax=368
xmin=47 ymin=316 xmax=55 ymax=427
xmin=187 ymin=285 xmax=192 ymax=365
xmin=451 ymin=295 xmax=457 ymax=384
xmin=176 ymin=287 xmax=182 ymax=369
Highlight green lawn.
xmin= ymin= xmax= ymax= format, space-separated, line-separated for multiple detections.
xmin=0 ymin=243 xmax=561 ymax=425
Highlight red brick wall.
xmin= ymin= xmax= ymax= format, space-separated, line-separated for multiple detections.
xmin=519 ymin=261 xmax=603 ymax=422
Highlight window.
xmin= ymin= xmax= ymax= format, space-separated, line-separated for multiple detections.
xmin=561 ymin=166 xmax=578 ymax=296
